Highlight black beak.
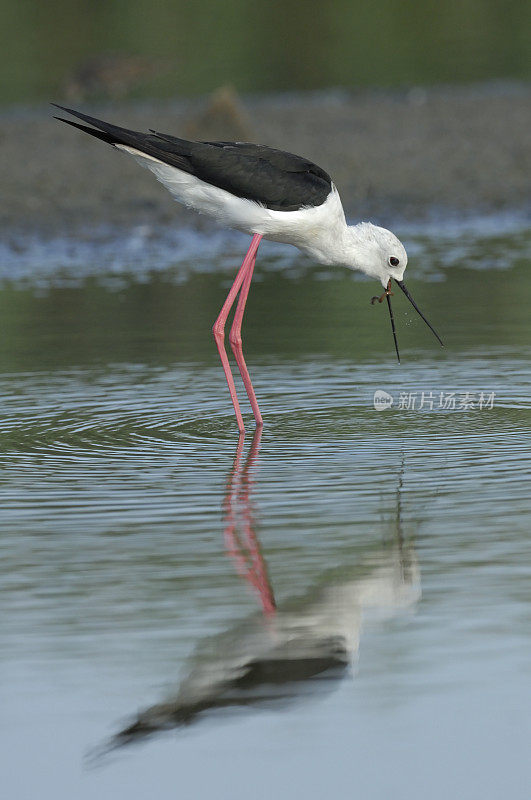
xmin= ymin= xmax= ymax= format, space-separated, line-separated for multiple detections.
xmin=386 ymin=291 xmax=400 ymax=363
xmin=395 ymin=280 xmax=444 ymax=347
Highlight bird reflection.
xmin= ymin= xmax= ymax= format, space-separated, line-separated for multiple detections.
xmin=223 ymin=429 xmax=276 ymax=616
xmin=102 ymin=434 xmax=419 ymax=752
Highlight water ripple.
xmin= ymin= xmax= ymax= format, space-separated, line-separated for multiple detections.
xmin=1 ymin=355 xmax=529 ymax=534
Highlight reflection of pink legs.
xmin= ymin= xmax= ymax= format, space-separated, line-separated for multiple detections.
xmin=212 ymin=235 xmax=263 ymax=433
xmin=224 ymin=428 xmax=276 ymax=616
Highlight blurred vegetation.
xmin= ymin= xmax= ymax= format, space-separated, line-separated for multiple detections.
xmin=1 ymin=0 xmax=530 ymax=104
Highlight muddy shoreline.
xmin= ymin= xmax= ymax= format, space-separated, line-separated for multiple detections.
xmin=2 ymin=82 xmax=530 ymax=240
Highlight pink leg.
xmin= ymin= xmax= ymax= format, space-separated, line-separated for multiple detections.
xmin=229 ymin=241 xmax=263 ymax=428
xmin=212 ymin=234 xmax=262 ymax=433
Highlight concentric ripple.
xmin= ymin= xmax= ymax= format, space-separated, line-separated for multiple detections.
xmin=1 ymin=352 xmax=530 ymax=533
xmin=2 ymin=220 xmax=531 ymax=800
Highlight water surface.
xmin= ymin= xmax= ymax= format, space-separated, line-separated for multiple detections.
xmin=1 ymin=220 xmax=530 ymax=798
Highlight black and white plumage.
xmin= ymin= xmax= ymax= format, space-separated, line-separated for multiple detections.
xmin=105 ymin=539 xmax=420 ymax=748
xmin=53 ymin=105 xmax=332 ymax=211
xmin=52 ymin=104 xmax=409 ymax=282
xmin=53 ymin=105 xmax=443 ymax=432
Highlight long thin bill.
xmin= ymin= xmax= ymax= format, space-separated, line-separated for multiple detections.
xmin=395 ymin=280 xmax=444 ymax=347
xmin=386 ymin=292 xmax=400 ymax=363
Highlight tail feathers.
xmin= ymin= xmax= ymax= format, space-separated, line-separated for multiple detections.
xmin=51 ymin=103 xmax=142 ymax=145
xmin=53 ymin=116 xmax=117 ymax=147
xmin=52 ymin=103 xmax=192 ymax=171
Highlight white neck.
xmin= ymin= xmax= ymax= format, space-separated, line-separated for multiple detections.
xmin=293 ymin=201 xmax=405 ymax=285
xmin=258 ymin=186 xmax=404 ymax=284
xmin=281 ymin=187 xmax=355 ymax=266
xmin=298 ymin=219 xmax=367 ymax=270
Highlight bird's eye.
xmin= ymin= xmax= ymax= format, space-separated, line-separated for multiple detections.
xmin=389 ymin=256 xmax=400 ymax=267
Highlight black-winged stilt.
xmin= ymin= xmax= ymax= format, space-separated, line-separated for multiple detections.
xmin=98 ymin=429 xmax=419 ymax=749
xmin=53 ymin=105 xmax=443 ymax=433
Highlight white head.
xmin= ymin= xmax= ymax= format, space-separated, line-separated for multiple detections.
xmin=351 ymin=222 xmax=408 ymax=287
xmin=349 ymin=222 xmax=443 ymax=361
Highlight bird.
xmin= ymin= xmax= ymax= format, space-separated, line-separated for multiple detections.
xmin=53 ymin=104 xmax=443 ymax=433
xmin=97 ymin=430 xmax=419 ymax=752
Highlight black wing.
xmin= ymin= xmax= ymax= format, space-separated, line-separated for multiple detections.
xmin=52 ymin=105 xmax=332 ymax=211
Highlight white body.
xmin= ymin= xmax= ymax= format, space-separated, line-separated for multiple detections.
xmin=181 ymin=542 xmax=421 ymax=694
xmin=117 ymin=145 xmax=407 ymax=286
xmin=113 ymin=543 xmax=419 ymax=732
